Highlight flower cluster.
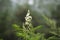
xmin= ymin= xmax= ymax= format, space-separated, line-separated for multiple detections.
xmin=25 ymin=10 xmax=32 ymax=25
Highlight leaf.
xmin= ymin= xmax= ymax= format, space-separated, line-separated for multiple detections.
xmin=32 ymin=25 xmax=43 ymax=31
xmin=48 ymin=36 xmax=60 ymax=40
xmin=12 ymin=24 xmax=22 ymax=31
xmin=16 ymin=32 xmax=25 ymax=37
xmin=29 ymin=33 xmax=41 ymax=40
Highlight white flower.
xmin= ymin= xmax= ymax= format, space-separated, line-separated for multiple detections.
xmin=25 ymin=10 xmax=32 ymax=22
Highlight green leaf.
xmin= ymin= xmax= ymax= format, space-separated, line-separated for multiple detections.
xmin=12 ymin=24 xmax=22 ymax=31
xmin=48 ymin=36 xmax=60 ymax=40
xmin=32 ymin=25 xmax=43 ymax=31
xmin=16 ymin=32 xmax=25 ymax=37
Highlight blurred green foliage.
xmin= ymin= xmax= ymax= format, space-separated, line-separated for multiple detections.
xmin=12 ymin=24 xmax=44 ymax=40
xmin=0 ymin=39 xmax=3 ymax=40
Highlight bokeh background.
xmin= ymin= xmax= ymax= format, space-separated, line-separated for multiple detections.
xmin=0 ymin=0 xmax=60 ymax=40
